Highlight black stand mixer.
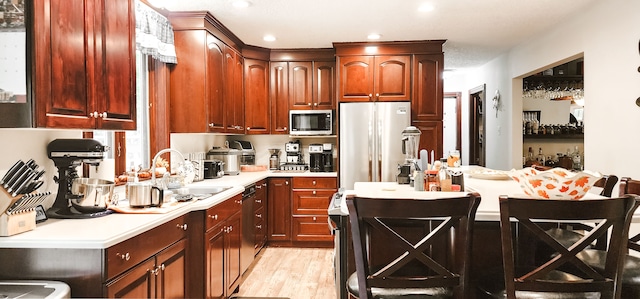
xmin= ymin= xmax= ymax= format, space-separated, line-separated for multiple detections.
xmin=46 ymin=139 xmax=111 ymax=219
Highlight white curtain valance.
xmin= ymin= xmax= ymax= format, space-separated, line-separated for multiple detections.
xmin=135 ymin=1 xmax=177 ymax=64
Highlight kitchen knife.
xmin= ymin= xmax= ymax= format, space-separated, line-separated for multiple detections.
xmin=24 ymin=180 xmax=44 ymax=194
xmin=6 ymin=194 xmax=28 ymax=214
xmin=3 ymin=163 xmax=29 ymax=189
xmin=25 ymin=159 xmax=37 ymax=170
xmin=7 ymin=168 xmax=33 ymax=194
xmin=13 ymin=171 xmax=38 ymax=196
xmin=0 ymin=160 xmax=25 ymax=185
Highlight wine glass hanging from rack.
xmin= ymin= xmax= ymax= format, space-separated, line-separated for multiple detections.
xmin=523 ymin=79 xmax=584 ymax=101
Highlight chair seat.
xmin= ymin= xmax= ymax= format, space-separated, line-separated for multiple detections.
xmin=477 ymin=267 xmax=602 ymax=299
xmin=575 ymin=249 xmax=640 ymax=285
xmin=346 ymin=272 xmax=454 ymax=299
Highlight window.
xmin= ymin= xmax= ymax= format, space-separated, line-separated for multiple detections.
xmin=94 ymin=49 xmax=150 ymax=176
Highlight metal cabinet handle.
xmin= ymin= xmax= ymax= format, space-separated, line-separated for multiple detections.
xmin=117 ymin=252 xmax=130 ymax=261
xmin=262 ymin=183 xmax=267 ymax=187
xmin=256 ymin=185 xmax=261 ymax=189
xmin=313 ymin=190 xmax=316 ymax=195
xmin=209 ymin=214 xmax=218 ymax=220
xmin=256 ymin=225 xmax=262 ymax=229
xmin=256 ymin=213 xmax=262 ymax=218
xmin=285 ymin=181 xmax=289 ymax=185
xmin=314 ymin=103 xmax=318 ymax=106
xmin=176 ymin=223 xmax=188 ymax=230
xmin=209 ymin=123 xmax=214 ymax=128
xmin=99 ymin=112 xmax=107 ymax=118
xmin=308 ymin=103 xmax=312 ymax=106
xmin=255 ymin=199 xmax=262 ymax=203
xmin=312 ymin=180 xmax=316 ymax=185
xmin=313 ymin=217 xmax=317 ymax=221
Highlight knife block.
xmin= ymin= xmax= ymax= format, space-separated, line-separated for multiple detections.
xmin=0 ymin=187 xmax=36 ymax=236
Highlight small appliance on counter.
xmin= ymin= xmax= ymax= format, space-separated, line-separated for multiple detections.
xmin=309 ymin=143 xmax=334 ymax=172
xmin=46 ymin=138 xmax=113 ymax=219
xmin=206 ymin=146 xmax=241 ymax=175
xmin=268 ymin=149 xmax=281 ymax=170
xmin=229 ymin=140 xmax=256 ymax=165
xmin=279 ymin=140 xmax=308 ymax=172
xmin=203 ymin=160 xmax=224 ymax=179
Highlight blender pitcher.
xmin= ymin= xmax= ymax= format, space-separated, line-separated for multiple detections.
xmin=401 ymin=126 xmax=422 ymax=166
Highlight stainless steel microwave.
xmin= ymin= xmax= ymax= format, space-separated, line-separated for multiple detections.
xmin=289 ymin=110 xmax=333 ymax=136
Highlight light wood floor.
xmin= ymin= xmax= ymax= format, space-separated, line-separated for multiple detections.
xmin=234 ymin=247 xmax=337 ymax=299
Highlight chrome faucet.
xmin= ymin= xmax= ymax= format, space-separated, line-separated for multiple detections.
xmin=151 ymin=148 xmax=187 ymax=187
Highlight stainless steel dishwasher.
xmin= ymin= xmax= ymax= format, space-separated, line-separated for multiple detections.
xmin=240 ymin=183 xmax=256 ymax=274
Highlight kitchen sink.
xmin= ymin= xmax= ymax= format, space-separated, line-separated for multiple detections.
xmin=180 ymin=186 xmax=233 ymax=200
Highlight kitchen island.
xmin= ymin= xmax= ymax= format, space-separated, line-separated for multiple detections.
xmin=0 ymin=170 xmax=336 ymax=298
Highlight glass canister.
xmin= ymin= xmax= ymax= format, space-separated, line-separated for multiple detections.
xmin=447 ymin=150 xmax=461 ymax=168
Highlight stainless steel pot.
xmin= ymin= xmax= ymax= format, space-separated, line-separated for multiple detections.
xmin=206 ymin=148 xmax=241 ymax=175
xmin=70 ymin=178 xmax=117 ymax=213
xmin=128 ymin=182 xmax=164 ymax=208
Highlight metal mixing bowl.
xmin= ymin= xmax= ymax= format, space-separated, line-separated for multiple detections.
xmin=70 ymin=178 xmax=116 ymax=213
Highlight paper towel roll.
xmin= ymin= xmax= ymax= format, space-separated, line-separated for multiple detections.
xmin=90 ymin=158 xmax=116 ymax=181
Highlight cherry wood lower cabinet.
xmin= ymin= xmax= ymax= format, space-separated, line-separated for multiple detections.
xmin=254 ymin=179 xmax=268 ymax=254
xmin=268 ymin=177 xmax=292 ymax=244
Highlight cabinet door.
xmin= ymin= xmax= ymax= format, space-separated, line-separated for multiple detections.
xmin=233 ymin=55 xmax=245 ymax=134
xmin=412 ymin=121 xmax=443 ymax=161
xmin=292 ymin=189 xmax=335 ymax=215
xmin=288 ymin=62 xmax=313 ymax=110
xmin=156 ymin=239 xmax=187 ymax=299
xmin=270 ymin=62 xmax=289 ymax=134
xmin=313 ymin=61 xmax=336 ymax=110
xmin=225 ymin=211 xmax=242 ymax=296
xmin=106 ymin=258 xmax=155 ymax=298
xmin=412 ymin=54 xmax=443 ymax=121
xmin=224 ymin=48 xmax=242 ymax=133
xmin=374 ymin=55 xmax=411 ymax=102
xmin=34 ymin=0 xmax=95 ymax=128
xmin=339 ymin=56 xmax=374 ymax=102
xmin=95 ymin=0 xmax=136 ymax=130
xmin=254 ymin=180 xmax=267 ymax=253
xmin=206 ymin=226 xmax=225 ymax=299
xmin=170 ymin=30 xmax=208 ymax=133
xmin=292 ymin=215 xmax=332 ymax=242
xmin=268 ymin=178 xmax=291 ymax=242
xmin=244 ymin=59 xmax=270 ymax=134
xmin=206 ymin=34 xmax=225 ymax=132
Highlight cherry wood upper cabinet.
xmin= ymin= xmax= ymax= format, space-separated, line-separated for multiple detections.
xmin=412 ymin=54 xmax=444 ymax=121
xmin=288 ymin=62 xmax=313 ymax=110
xmin=224 ymin=48 xmax=245 ymax=134
xmin=313 ymin=61 xmax=336 ymax=110
xmin=170 ymin=30 xmax=225 ymax=133
xmin=270 ymin=61 xmax=290 ymax=134
xmin=244 ymin=59 xmax=270 ymax=134
xmin=33 ymin=0 xmax=136 ymax=130
xmin=338 ymin=55 xmax=410 ymax=102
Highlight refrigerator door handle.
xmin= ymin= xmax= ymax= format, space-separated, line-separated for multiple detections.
xmin=368 ymin=105 xmax=374 ymax=182
xmin=377 ymin=115 xmax=382 ymax=181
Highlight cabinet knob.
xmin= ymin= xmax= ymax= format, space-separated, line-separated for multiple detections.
xmin=308 ymin=103 xmax=312 ymax=106
xmin=368 ymin=94 xmax=372 ymax=98
xmin=256 ymin=213 xmax=262 ymax=218
xmin=209 ymin=123 xmax=214 ymax=128
xmin=209 ymin=214 xmax=218 ymax=220
xmin=256 ymin=185 xmax=261 ymax=189
xmin=247 ymin=127 xmax=251 ymax=130
xmin=285 ymin=181 xmax=289 ymax=185
xmin=117 ymin=252 xmax=130 ymax=261
xmin=314 ymin=103 xmax=318 ymax=106
xmin=313 ymin=217 xmax=317 ymax=221
xmin=256 ymin=225 xmax=262 ymax=229
xmin=376 ymin=93 xmax=380 ymax=98
xmin=313 ymin=190 xmax=316 ymax=195
xmin=90 ymin=111 xmax=99 ymax=118
xmin=255 ymin=199 xmax=262 ymax=203
xmin=312 ymin=180 xmax=316 ymax=185
xmin=229 ymin=225 xmax=233 ymax=232
xmin=99 ymin=112 xmax=107 ymax=118
xmin=176 ymin=223 xmax=188 ymax=230
xmin=262 ymin=183 xmax=267 ymax=187
xmin=283 ymin=127 xmax=287 ymax=130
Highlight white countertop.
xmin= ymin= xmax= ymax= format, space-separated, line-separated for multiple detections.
xmin=0 ymin=170 xmax=336 ymax=249
xmin=342 ymin=166 xmax=608 ymax=222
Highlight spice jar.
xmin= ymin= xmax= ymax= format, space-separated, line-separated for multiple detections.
xmin=425 ymin=170 xmax=439 ymax=191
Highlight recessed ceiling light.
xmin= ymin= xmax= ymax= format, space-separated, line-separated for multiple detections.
xmin=232 ymin=0 xmax=251 ymax=8
xmin=263 ymin=35 xmax=276 ymax=42
xmin=418 ymin=3 xmax=434 ymax=12
xmin=367 ymin=33 xmax=382 ymax=40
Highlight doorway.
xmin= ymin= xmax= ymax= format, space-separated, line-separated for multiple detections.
xmin=443 ymin=92 xmax=461 ymax=159
xmin=469 ymin=85 xmax=486 ymax=166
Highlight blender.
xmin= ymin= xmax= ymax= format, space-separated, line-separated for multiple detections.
xmin=398 ymin=126 xmax=422 ymax=184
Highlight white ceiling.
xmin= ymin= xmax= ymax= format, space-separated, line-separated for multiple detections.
xmin=157 ymin=0 xmax=599 ymax=70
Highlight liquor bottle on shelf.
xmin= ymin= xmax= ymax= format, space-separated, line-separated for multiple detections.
xmin=536 ymin=148 xmax=546 ymax=166
xmin=571 ymin=146 xmax=583 ymax=171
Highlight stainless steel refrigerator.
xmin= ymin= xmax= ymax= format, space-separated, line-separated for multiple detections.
xmin=339 ymin=101 xmax=411 ymax=190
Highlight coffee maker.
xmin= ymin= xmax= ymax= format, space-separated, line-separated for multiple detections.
xmin=309 ymin=144 xmax=324 ymax=172
xmin=46 ymin=139 xmax=110 ymax=218
xmin=322 ymin=143 xmax=334 ymax=172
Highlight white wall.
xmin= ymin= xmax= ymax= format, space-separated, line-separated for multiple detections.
xmin=446 ymin=0 xmax=640 ymax=180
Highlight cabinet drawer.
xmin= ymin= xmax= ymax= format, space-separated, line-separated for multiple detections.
xmin=106 ymin=215 xmax=188 ymax=280
xmin=292 ymin=190 xmax=333 ymax=215
xmin=292 ymin=177 xmax=337 ymax=189
xmin=206 ymin=194 xmax=242 ymax=231
xmin=292 ymin=216 xmax=332 ymax=242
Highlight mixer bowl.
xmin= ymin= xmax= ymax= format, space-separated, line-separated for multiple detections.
xmin=70 ymin=178 xmax=116 ymax=213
